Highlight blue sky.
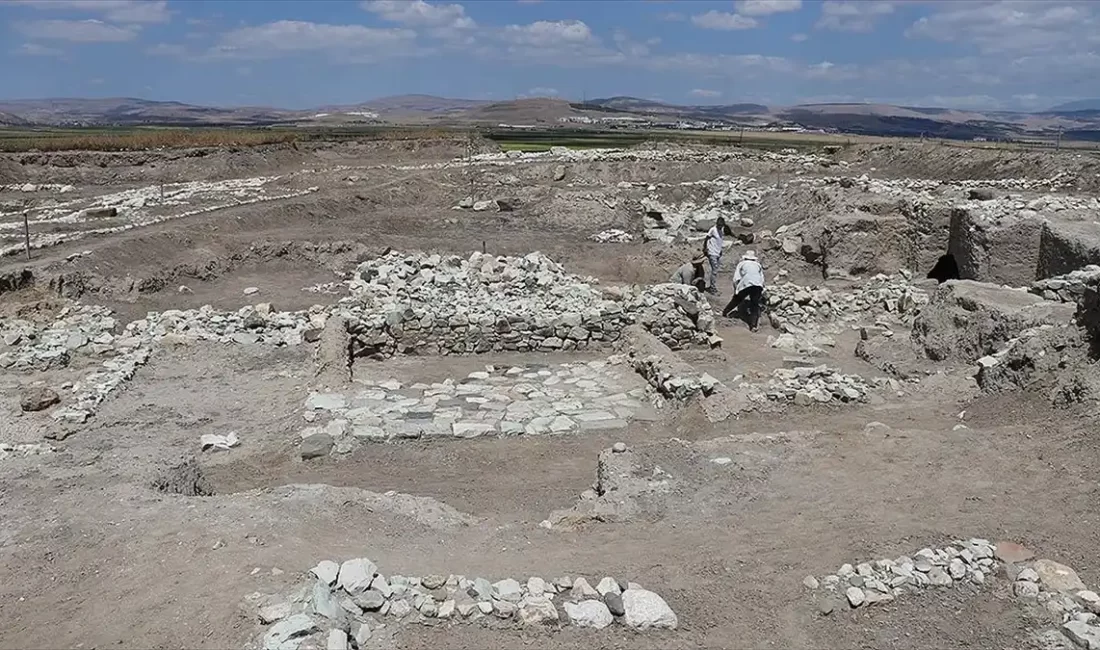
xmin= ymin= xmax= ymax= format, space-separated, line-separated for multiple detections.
xmin=2 ymin=0 xmax=1098 ymax=111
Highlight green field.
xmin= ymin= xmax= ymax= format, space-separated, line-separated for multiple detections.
xmin=0 ymin=123 xmax=1095 ymax=154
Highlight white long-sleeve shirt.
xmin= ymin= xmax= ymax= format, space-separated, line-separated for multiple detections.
xmin=733 ymin=259 xmax=764 ymax=294
xmin=705 ymin=226 xmax=723 ymax=258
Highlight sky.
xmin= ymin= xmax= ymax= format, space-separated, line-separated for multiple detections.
xmin=1 ymin=0 xmax=1098 ymax=111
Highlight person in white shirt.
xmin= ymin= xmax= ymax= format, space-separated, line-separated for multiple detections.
xmin=722 ymin=250 xmax=765 ymax=331
xmin=703 ymin=217 xmax=728 ymax=294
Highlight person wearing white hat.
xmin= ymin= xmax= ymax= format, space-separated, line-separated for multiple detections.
xmin=670 ymin=255 xmax=708 ymax=292
xmin=722 ymin=250 xmax=765 ymax=331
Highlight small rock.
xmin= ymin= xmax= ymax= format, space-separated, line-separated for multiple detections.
xmin=564 ymin=600 xmax=613 ymax=629
xmin=596 ymin=577 xmax=621 ymax=596
xmin=20 ymin=387 xmax=60 ymax=412
xmin=352 ymin=590 xmax=385 ymax=611
xmin=259 ymin=602 xmax=293 ymax=624
xmin=493 ymin=600 xmax=517 ymax=618
xmin=846 ymin=586 xmax=865 ymax=608
xmin=421 ymin=574 xmax=446 ymax=590
xmin=300 ymin=432 xmax=334 ymax=460
xmin=1015 ymin=580 xmax=1041 ymax=598
xmin=803 ymin=576 xmax=820 ymax=589
xmin=611 ymin=442 xmax=627 ymax=453
xmin=243 ymin=287 xmax=260 ymax=296
xmin=571 ymin=577 xmax=599 ymax=600
xmin=262 ymin=614 xmax=317 ymax=650
xmin=477 ymin=601 xmax=493 ymax=615
xmin=518 ymin=596 xmax=558 ymax=625
xmin=1062 ymin=621 xmax=1100 ymax=650
xmin=622 ymin=588 xmax=678 ymax=630
xmin=312 ymin=561 xmax=340 ymax=586
xmin=526 ymin=577 xmax=547 ymax=597
xmin=327 ymin=629 xmax=348 ymax=650
xmin=1035 ymin=559 xmax=1086 ymax=593
xmin=492 ymin=578 xmax=523 ymax=603
xmin=603 ymin=591 xmax=625 ymax=617
xmin=389 ymin=599 xmax=412 ymax=619
xmin=353 ymin=623 xmax=371 ymax=647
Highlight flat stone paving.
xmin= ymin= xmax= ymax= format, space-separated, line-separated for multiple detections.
xmin=305 ymin=358 xmax=657 ymax=441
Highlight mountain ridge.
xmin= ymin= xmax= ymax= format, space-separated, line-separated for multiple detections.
xmin=3 ymin=94 xmax=1100 ymax=141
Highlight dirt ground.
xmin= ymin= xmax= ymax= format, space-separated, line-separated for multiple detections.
xmin=0 ymin=139 xmax=1096 ymax=650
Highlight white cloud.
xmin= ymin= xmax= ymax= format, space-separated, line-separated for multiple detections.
xmin=15 ymin=18 xmax=138 ymax=42
xmin=790 ymin=32 xmax=808 ymax=42
xmin=735 ymin=0 xmax=802 ymax=17
xmin=362 ymin=0 xmax=475 ymax=29
xmin=146 ymin=42 xmax=186 ymax=56
xmin=905 ymin=1 xmax=1096 ymax=54
xmin=207 ymin=20 xmax=417 ymax=60
xmin=3 ymin=0 xmax=170 ymax=24
xmin=815 ymin=1 xmax=895 ymax=32
xmin=660 ymin=12 xmax=686 ymax=22
xmin=14 ymin=41 xmax=64 ymax=56
xmin=690 ymin=88 xmax=722 ymax=97
xmin=525 ymin=87 xmax=558 ymax=96
xmin=501 ymin=19 xmax=596 ymax=47
xmin=691 ymin=11 xmax=759 ymax=30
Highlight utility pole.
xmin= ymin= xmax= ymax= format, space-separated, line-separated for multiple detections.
xmin=22 ymin=201 xmax=31 ymax=261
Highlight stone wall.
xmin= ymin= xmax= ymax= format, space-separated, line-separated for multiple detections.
xmin=1030 ymin=265 xmax=1100 ymax=303
xmin=337 ymin=251 xmax=715 ymax=360
xmin=618 ymin=325 xmax=718 ymax=401
xmin=948 ymin=208 xmax=1043 ymax=286
xmin=911 ymin=280 xmax=1076 ymax=362
xmin=1037 ymin=219 xmax=1100 ymax=279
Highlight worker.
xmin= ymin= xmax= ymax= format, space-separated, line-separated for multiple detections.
xmin=670 ymin=255 xmax=708 ymax=292
xmin=722 ymin=250 xmax=765 ymax=331
xmin=703 ymin=216 xmax=728 ymax=295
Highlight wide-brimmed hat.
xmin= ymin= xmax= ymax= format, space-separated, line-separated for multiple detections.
xmin=742 ymin=250 xmax=757 ymax=260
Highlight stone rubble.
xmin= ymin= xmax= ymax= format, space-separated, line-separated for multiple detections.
xmin=0 ymin=442 xmax=54 ymax=462
xmin=640 ymin=176 xmax=768 ymax=243
xmin=299 ymin=359 xmax=653 ymax=451
xmin=0 ymin=181 xmax=317 ymax=258
xmin=252 ymin=557 xmax=677 ymax=649
xmin=765 ymin=274 xmax=928 ymax=334
xmin=757 ymin=365 xmax=887 ymax=405
xmin=1031 ymin=266 xmax=1100 ymax=303
xmin=809 ymin=539 xmax=1100 ymax=649
xmin=0 ymin=304 xmax=119 ymax=371
xmin=336 ymin=251 xmax=715 ymax=358
xmin=588 ymin=229 xmax=634 ymax=243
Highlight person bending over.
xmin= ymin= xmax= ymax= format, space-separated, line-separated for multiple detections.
xmin=722 ymin=250 xmax=765 ymax=331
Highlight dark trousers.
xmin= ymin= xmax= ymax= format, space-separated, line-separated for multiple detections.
xmin=722 ymin=285 xmax=763 ymax=329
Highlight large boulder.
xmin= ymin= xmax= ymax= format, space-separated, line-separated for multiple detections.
xmin=804 ymin=213 xmax=914 ymax=279
xmin=947 ymin=208 xmax=1043 ymax=286
xmin=911 ymin=280 xmax=1076 ymax=362
xmin=1037 ymin=219 xmax=1100 ymax=279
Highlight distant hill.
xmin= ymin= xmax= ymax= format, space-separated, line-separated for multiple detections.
xmin=1048 ymin=99 xmax=1100 ymax=112
xmin=0 ymin=111 xmax=31 ymax=126
xmin=3 ymin=93 xmax=1100 ymax=141
xmin=0 ymin=97 xmax=296 ymax=126
xmin=320 ymin=94 xmax=489 ymax=117
xmin=587 ymin=96 xmax=769 ymax=118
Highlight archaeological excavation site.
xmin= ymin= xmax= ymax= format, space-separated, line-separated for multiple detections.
xmin=2 ymin=137 xmax=1100 ymax=650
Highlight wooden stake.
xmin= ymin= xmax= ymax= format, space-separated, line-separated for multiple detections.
xmin=23 ymin=210 xmax=31 ymax=260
